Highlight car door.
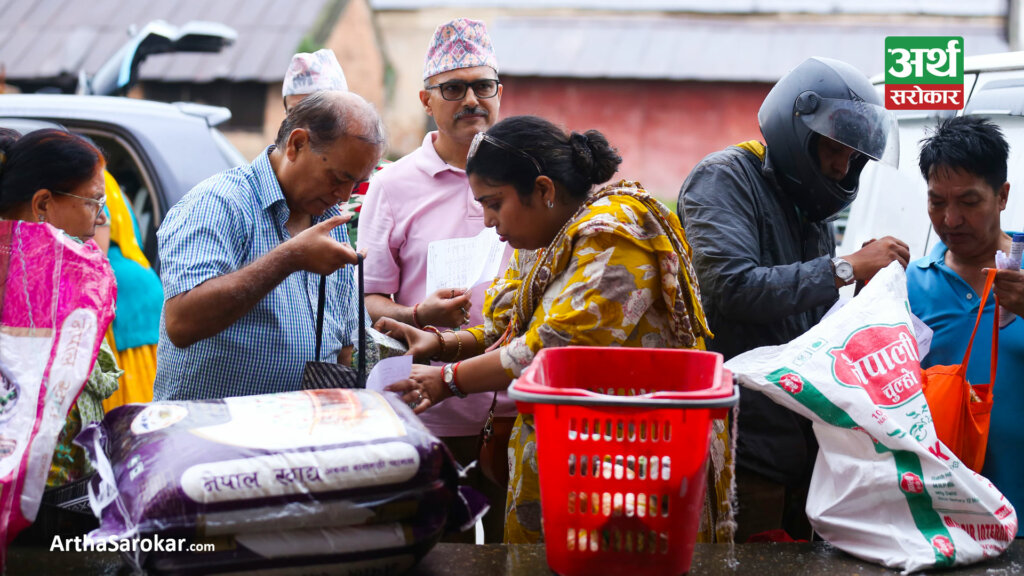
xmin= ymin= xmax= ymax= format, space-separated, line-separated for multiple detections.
xmin=68 ymin=123 xmax=166 ymax=268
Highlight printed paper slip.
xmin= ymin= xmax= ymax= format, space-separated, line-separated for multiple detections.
xmin=425 ymin=227 xmax=505 ymax=297
xmin=364 ymin=355 xmax=413 ymax=394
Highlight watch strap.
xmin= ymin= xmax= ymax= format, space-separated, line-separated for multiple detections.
xmin=444 ymin=363 xmax=466 ymax=398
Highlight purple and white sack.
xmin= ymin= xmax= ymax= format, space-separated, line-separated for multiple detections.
xmin=78 ymin=388 xmax=467 ymax=540
xmin=142 ymin=504 xmax=449 ymax=576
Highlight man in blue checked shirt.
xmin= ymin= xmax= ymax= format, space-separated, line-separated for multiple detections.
xmin=154 ymin=91 xmax=383 ymax=400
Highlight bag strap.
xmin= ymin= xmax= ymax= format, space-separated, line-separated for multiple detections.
xmin=480 ymin=333 xmax=507 ymax=441
xmin=357 ymin=254 xmax=366 ymax=385
xmin=482 ymin=391 xmax=499 ymax=442
xmin=958 ymin=268 xmax=998 ymax=387
xmin=991 ymin=294 xmax=1000 ymax=385
xmin=313 ymin=254 xmax=367 ymax=385
xmin=315 ymin=274 xmax=327 ymax=362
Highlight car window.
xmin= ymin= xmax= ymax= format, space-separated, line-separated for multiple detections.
xmin=79 ymin=129 xmax=161 ymax=263
xmin=994 ymin=115 xmax=1024 ymax=235
xmin=844 ymin=116 xmax=938 ymax=260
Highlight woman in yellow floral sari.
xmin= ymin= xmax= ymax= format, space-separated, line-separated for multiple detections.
xmin=381 ymin=115 xmax=729 ymax=544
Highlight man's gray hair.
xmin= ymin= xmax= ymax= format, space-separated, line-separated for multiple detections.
xmin=274 ymin=91 xmax=385 ymax=151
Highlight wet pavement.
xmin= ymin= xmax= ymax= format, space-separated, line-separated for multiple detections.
xmin=7 ymin=541 xmax=1023 ymax=575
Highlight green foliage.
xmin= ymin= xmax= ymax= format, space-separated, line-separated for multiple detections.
xmin=295 ymin=36 xmax=322 ymax=54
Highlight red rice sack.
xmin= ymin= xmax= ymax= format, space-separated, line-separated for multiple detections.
xmin=0 ymin=221 xmax=116 ymax=555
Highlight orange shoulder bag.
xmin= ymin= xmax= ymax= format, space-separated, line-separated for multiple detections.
xmin=921 ymin=268 xmax=998 ymax=473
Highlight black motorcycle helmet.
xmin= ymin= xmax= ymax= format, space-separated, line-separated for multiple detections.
xmin=758 ymin=57 xmax=898 ymax=221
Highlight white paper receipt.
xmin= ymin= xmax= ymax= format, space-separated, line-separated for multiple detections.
xmin=425 ymin=227 xmax=506 ymax=297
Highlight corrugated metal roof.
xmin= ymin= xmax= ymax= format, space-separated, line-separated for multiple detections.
xmin=490 ymin=17 xmax=1009 ymax=81
xmin=370 ymin=0 xmax=1006 ymax=17
xmin=1 ymin=0 xmax=331 ymax=83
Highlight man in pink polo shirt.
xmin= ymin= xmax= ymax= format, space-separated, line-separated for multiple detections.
xmin=357 ymin=18 xmax=515 ymax=542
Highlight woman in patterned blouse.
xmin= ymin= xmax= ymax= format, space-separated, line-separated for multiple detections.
xmin=381 ymin=115 xmax=717 ymax=543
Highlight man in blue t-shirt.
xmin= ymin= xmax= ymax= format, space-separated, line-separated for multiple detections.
xmin=906 ymin=116 xmax=1024 ymax=536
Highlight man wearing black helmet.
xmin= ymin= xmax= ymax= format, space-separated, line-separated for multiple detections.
xmin=677 ymin=57 xmax=910 ymax=542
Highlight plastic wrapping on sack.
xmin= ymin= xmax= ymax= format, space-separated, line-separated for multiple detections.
xmin=725 ymin=263 xmax=1017 ymax=573
xmin=143 ymin=505 xmax=449 ymax=576
xmin=167 ymin=481 xmax=450 ymax=537
xmin=78 ymin=388 xmax=481 ymax=541
xmin=0 ymin=221 xmax=116 ymax=556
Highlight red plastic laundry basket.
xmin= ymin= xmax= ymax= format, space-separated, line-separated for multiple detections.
xmin=508 ymin=347 xmax=738 ymax=576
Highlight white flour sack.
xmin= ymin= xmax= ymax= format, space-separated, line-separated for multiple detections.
xmin=725 ymin=263 xmax=1017 ymax=573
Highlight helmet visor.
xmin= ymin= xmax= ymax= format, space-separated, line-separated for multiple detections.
xmin=798 ymin=98 xmax=899 ymax=167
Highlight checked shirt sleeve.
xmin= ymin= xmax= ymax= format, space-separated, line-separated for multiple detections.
xmin=156 ymin=180 xmax=250 ymax=300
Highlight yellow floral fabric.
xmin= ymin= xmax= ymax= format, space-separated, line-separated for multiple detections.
xmin=467 ymin=181 xmax=726 ymax=544
xmin=103 ymin=329 xmax=156 ymax=411
xmin=469 ymin=182 xmax=711 ymax=378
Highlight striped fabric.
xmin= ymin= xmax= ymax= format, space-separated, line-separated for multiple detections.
xmin=154 ymin=147 xmax=362 ymax=401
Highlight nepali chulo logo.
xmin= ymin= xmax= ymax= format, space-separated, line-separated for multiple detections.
xmin=829 ymin=324 xmax=922 ymax=406
xmin=778 ymin=373 xmax=804 ymax=395
xmin=885 ymin=36 xmax=964 ymax=111
xmin=931 ymin=535 xmax=955 ymax=559
xmin=900 ymin=472 xmax=924 ymax=494
xmin=995 ymin=505 xmax=1013 ymax=520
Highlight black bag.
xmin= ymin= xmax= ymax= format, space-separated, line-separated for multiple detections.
xmin=301 ymin=255 xmax=366 ymax=389
xmin=13 ymin=475 xmax=97 ymax=545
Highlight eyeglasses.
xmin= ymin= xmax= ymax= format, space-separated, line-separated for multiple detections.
xmin=54 ymin=190 xmax=106 ymax=215
xmin=468 ymin=132 xmax=543 ymax=175
xmin=424 ymin=79 xmax=499 ymax=101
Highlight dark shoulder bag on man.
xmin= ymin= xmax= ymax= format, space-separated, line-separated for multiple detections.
xmin=301 ymin=255 xmax=366 ymax=389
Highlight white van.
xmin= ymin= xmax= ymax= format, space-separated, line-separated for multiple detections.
xmin=838 ymin=51 xmax=1024 ymax=263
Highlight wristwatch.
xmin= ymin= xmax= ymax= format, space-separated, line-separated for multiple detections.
xmin=831 ymin=257 xmax=855 ymax=286
xmin=442 ymin=363 xmax=466 ymax=398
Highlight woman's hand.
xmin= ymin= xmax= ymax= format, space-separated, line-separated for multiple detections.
xmin=386 ymin=364 xmax=451 ymax=414
xmin=374 ymin=317 xmax=439 ymax=362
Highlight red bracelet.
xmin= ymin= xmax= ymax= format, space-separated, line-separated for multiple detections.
xmin=452 ymin=361 xmax=465 ymax=396
xmin=411 ymin=303 xmax=423 ymax=329
xmin=423 ymin=325 xmax=446 ymax=361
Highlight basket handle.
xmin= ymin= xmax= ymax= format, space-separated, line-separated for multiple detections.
xmin=507 ymin=374 xmax=739 ymax=410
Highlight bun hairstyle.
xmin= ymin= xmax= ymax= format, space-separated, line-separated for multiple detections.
xmin=466 ymin=115 xmax=622 ymax=201
xmin=0 ymin=129 xmax=105 ymax=212
xmin=568 ymin=130 xmax=619 ymax=189
xmin=0 ymin=128 xmax=21 ymax=178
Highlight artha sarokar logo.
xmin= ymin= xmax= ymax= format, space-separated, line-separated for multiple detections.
xmin=885 ymin=37 xmax=964 ymax=111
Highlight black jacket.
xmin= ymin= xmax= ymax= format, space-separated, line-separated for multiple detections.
xmin=678 ymin=143 xmax=839 ymax=485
